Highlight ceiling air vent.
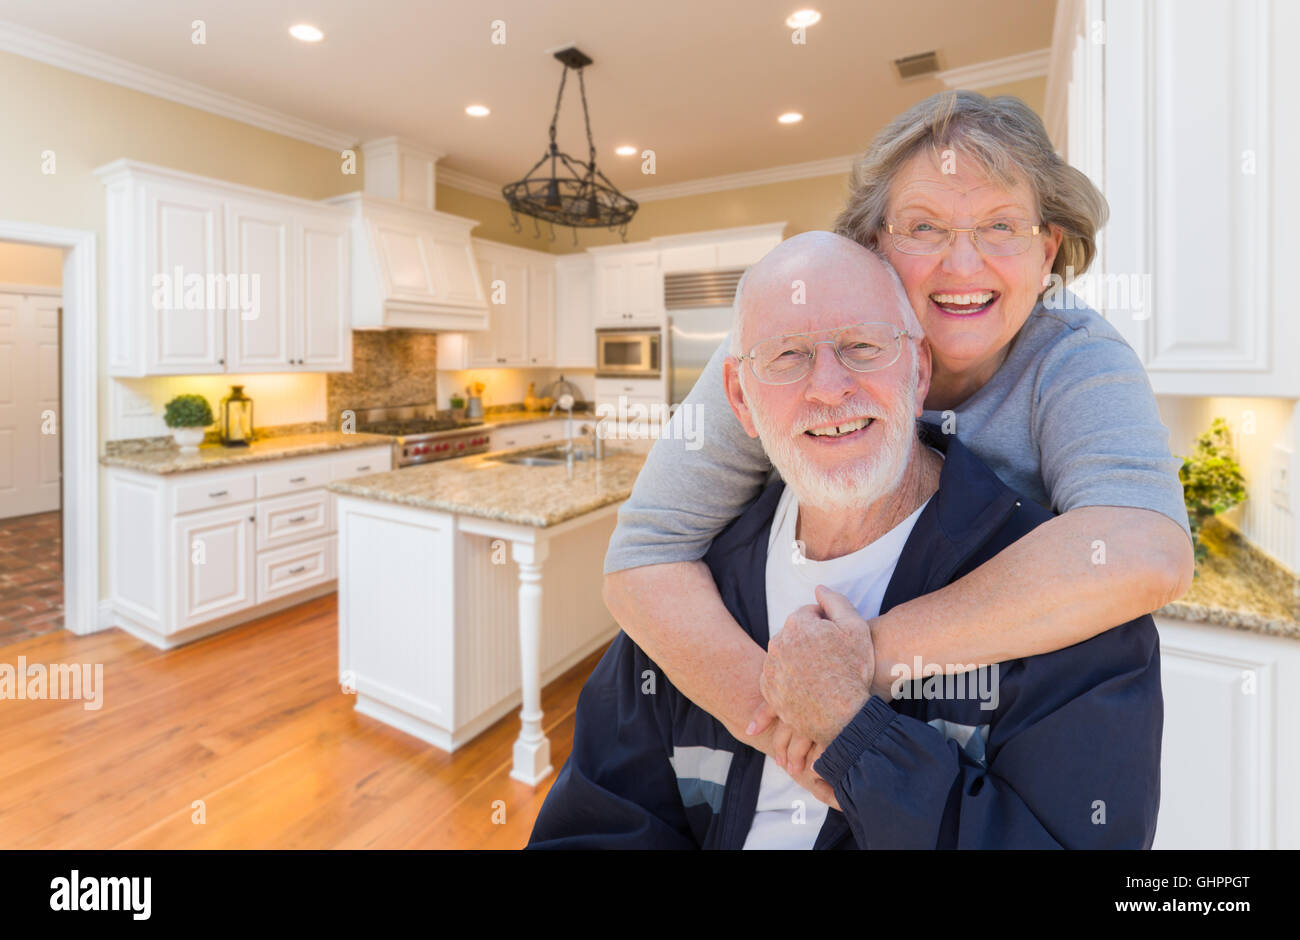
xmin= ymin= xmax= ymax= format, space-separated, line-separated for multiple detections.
xmin=893 ymin=51 xmax=941 ymax=80
xmin=664 ymin=268 xmax=747 ymax=310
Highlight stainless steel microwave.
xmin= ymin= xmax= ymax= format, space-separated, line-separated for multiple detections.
xmin=596 ymin=328 xmax=661 ymax=378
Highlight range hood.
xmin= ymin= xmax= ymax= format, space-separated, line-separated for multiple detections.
xmin=327 ymin=138 xmax=489 ymax=331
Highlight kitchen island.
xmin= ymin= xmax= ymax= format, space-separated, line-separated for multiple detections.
xmin=328 ymin=442 xmax=648 ymax=784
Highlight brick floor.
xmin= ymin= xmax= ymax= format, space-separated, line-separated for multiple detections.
xmin=0 ymin=510 xmax=63 ymax=646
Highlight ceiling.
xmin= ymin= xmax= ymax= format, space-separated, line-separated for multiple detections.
xmin=0 ymin=0 xmax=1055 ymax=190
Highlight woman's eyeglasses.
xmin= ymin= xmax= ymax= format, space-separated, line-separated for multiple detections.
xmin=884 ymin=217 xmax=1042 ymax=256
xmin=737 ymin=322 xmax=913 ymax=385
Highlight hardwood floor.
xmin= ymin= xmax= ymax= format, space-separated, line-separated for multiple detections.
xmin=0 ymin=592 xmax=605 ymax=848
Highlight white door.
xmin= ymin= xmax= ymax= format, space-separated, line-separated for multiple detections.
xmin=298 ymin=215 xmax=350 ymax=370
xmin=144 ymin=182 xmax=226 ymax=373
xmin=467 ymin=254 xmax=499 ymax=367
xmin=172 ymin=503 xmax=256 ymax=631
xmin=224 ymin=201 xmax=293 ymax=372
xmin=0 ymin=290 xmax=61 ymax=518
xmin=527 ymin=261 xmax=555 ymax=366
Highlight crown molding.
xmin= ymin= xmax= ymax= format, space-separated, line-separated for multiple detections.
xmin=935 ymin=47 xmax=1051 ymax=91
xmin=624 ymin=153 xmax=858 ymax=202
xmin=436 ymin=167 xmax=502 ymax=200
xmin=0 ymin=19 xmax=359 ymax=151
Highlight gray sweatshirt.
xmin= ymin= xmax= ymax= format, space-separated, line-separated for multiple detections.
xmin=604 ymin=300 xmax=1192 ymax=574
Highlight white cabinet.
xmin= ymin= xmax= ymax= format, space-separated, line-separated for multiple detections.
xmin=1153 ymin=615 xmax=1300 ymax=849
xmin=1052 ymin=0 xmax=1297 ymax=396
xmin=554 ymin=254 xmax=596 ymax=368
xmin=172 ymin=502 xmax=256 ymax=630
xmin=437 ymin=240 xmax=555 ymax=369
xmin=593 ymin=249 xmax=662 ymax=326
xmin=142 ymin=180 xmax=226 ymax=373
xmin=224 ymin=199 xmax=293 ymax=372
xmin=106 ymin=443 xmax=392 ymax=648
xmin=655 ymin=225 xmax=786 ymax=273
xmin=97 ymin=160 xmax=352 ymax=376
xmin=489 ymin=419 xmax=569 ymax=451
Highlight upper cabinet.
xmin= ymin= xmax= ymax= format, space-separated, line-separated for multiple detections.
xmin=592 ymin=248 xmax=662 ymax=327
xmin=437 ymin=240 xmax=553 ymax=370
xmin=1049 ymin=0 xmax=1296 ymax=397
xmin=96 ymin=160 xmax=353 ymax=376
xmin=553 ymin=254 xmax=595 ymax=369
xmin=654 ymin=223 xmax=786 ymax=274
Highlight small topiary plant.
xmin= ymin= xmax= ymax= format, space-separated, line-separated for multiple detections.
xmin=163 ymin=394 xmax=214 ymax=429
xmin=1178 ymin=417 xmax=1247 ymax=565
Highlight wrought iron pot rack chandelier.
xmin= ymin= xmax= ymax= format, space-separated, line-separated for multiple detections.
xmin=502 ymin=47 xmax=637 ymax=244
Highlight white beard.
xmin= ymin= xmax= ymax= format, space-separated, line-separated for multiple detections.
xmin=745 ymin=352 xmax=919 ymax=514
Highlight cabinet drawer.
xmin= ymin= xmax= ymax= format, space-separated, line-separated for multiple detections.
xmin=257 ymin=488 xmax=333 ymax=551
xmin=174 ymin=473 xmax=256 ymax=515
xmin=257 ymin=535 xmax=335 ymax=603
xmin=257 ymin=459 xmax=331 ymax=499
xmin=331 ymin=447 xmax=392 ymax=480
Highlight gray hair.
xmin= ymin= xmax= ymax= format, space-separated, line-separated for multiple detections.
xmin=728 ymin=248 xmax=923 ymax=358
xmin=834 ymin=90 xmax=1108 ymax=282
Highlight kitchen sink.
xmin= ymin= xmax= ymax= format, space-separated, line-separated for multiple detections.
xmin=498 ymin=446 xmax=593 ymax=467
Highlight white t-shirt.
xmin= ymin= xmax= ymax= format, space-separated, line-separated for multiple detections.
xmin=742 ymin=476 xmax=935 ymax=850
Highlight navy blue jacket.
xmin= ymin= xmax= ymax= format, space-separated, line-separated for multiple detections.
xmin=527 ymin=421 xmax=1162 ymax=849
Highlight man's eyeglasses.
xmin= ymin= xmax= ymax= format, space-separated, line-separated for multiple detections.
xmin=737 ymin=322 xmax=914 ymax=385
xmin=884 ymin=217 xmax=1042 ymax=256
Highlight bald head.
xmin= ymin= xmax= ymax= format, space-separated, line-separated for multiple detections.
xmin=729 ymin=231 xmax=920 ymax=357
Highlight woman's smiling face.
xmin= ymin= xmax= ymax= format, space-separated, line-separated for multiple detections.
xmin=881 ymin=149 xmax=1063 ymax=381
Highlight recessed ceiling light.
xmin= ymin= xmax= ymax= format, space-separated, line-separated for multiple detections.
xmin=615 ymin=145 xmax=637 ymax=156
xmin=785 ymin=9 xmax=821 ymax=28
xmin=778 ymin=112 xmax=803 ymax=124
xmin=289 ymin=24 xmax=324 ymax=43
xmin=465 ymin=104 xmax=491 ymax=117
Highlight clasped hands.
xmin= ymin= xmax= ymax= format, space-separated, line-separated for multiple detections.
xmin=745 ymin=584 xmax=878 ymax=810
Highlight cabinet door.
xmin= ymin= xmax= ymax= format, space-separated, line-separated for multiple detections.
xmin=466 ymin=254 xmax=500 ymax=367
xmin=492 ymin=258 xmax=529 ymax=365
xmin=595 ymin=260 xmax=628 ymax=326
xmin=225 ymin=200 xmax=293 ymax=372
xmin=554 ymin=258 xmax=595 ymax=368
xmin=527 ymin=261 xmax=555 ymax=366
xmin=144 ymin=182 xmax=226 ymax=373
xmin=172 ymin=503 xmax=255 ymax=631
xmin=299 ymin=214 xmax=351 ymax=370
xmin=626 ymin=254 xmax=663 ymax=323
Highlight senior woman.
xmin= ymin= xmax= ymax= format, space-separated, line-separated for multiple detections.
xmin=601 ymin=90 xmax=1194 ymax=796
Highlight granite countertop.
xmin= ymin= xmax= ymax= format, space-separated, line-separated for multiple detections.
xmin=1156 ymin=517 xmax=1300 ymax=640
xmin=328 ymin=442 xmax=645 ymax=527
xmin=480 ymin=408 xmax=599 ymax=428
xmin=99 ymin=431 xmax=396 ymax=474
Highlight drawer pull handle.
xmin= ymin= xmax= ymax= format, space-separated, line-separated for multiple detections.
xmin=356 ymin=465 xmax=370 ymax=471
xmin=209 ymin=489 xmax=229 ymax=497
xmin=288 ymin=515 xmax=307 ymax=523
xmin=289 ymin=476 xmax=307 ymax=483
xmin=288 ymin=565 xmax=307 ymax=574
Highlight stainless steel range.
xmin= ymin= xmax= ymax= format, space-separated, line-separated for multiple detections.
xmin=354 ymin=404 xmax=491 ymax=467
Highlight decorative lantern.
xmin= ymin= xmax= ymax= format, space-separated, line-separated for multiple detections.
xmin=219 ymin=385 xmax=254 ymax=446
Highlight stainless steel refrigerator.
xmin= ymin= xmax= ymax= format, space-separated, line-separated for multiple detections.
xmin=664 ymin=268 xmax=746 ymax=406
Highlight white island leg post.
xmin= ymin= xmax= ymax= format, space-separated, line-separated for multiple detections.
xmin=510 ymin=538 xmax=553 ymax=785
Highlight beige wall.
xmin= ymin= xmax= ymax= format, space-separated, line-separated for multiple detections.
xmin=0 ymin=241 xmax=64 ymax=286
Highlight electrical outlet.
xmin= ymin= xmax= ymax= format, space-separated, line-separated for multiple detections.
xmin=1272 ymin=444 xmax=1293 ymax=511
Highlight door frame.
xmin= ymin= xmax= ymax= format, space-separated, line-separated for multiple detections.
xmin=0 ymin=221 xmax=98 ymax=636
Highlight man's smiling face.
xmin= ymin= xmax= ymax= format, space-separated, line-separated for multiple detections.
xmin=723 ymin=232 xmax=932 ymax=512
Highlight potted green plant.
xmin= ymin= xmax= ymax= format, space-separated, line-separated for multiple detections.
xmin=1178 ymin=417 xmax=1247 ymax=566
xmin=163 ymin=393 xmax=214 ymax=453
xmin=448 ymin=393 xmax=466 ymax=419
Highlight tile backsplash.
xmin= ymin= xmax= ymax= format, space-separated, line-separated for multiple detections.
xmin=326 ymin=330 xmax=439 ymax=420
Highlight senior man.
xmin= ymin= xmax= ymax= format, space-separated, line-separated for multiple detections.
xmin=527 ymin=232 xmax=1161 ymax=849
